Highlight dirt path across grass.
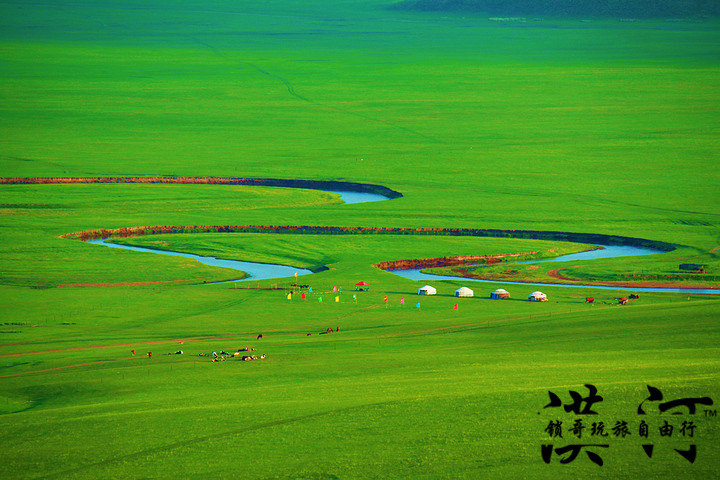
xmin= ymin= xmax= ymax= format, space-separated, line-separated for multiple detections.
xmin=0 ymin=337 xmax=215 ymax=358
xmin=0 ymin=357 xmax=137 ymax=378
xmin=544 ymin=265 xmax=718 ymax=289
xmin=60 ymin=279 xmax=206 ymax=288
xmin=546 ymin=265 xmax=586 ymax=281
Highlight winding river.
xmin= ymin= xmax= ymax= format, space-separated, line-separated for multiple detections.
xmin=87 ymin=238 xmax=313 ymax=282
xmin=85 ymin=190 xmax=380 ymax=283
xmin=85 ymin=189 xmax=719 ymax=294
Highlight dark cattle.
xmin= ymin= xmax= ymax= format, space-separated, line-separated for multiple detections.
xmin=679 ymin=264 xmax=706 ymax=273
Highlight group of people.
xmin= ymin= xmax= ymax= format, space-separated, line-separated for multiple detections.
xmin=130 ymin=332 xmax=274 ymax=362
xmin=307 ymin=327 xmax=340 ymax=336
xmin=198 ymin=348 xmax=266 ymax=362
xmin=131 ymin=349 xmax=162 ymax=358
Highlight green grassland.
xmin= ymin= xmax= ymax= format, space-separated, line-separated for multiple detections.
xmin=1 ymin=1 xmax=719 ymax=478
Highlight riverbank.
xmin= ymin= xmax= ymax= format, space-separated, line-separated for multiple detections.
xmin=0 ymin=176 xmax=403 ymax=200
xmin=432 ymin=264 xmax=720 ymax=291
xmin=60 ymin=223 xmax=677 ymax=253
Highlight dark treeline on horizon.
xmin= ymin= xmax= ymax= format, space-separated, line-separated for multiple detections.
xmin=392 ymin=0 xmax=720 ymax=17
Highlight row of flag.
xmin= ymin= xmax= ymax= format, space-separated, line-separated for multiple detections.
xmin=286 ymin=291 xmax=458 ymax=310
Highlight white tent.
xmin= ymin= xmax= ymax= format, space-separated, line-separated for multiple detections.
xmin=455 ymin=287 xmax=474 ymax=297
xmin=490 ymin=288 xmax=510 ymax=300
xmin=418 ymin=285 xmax=437 ymax=295
xmin=528 ymin=291 xmax=548 ymax=302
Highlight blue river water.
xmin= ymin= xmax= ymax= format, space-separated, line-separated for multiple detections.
xmin=85 ymin=190 xmax=382 ymax=282
xmin=85 ymin=189 xmax=719 ymax=293
xmin=385 ymin=244 xmax=719 ymax=294
xmin=325 ymin=190 xmax=389 ymax=204
xmin=516 ymin=244 xmax=660 ymax=263
xmin=87 ymin=238 xmax=313 ymax=282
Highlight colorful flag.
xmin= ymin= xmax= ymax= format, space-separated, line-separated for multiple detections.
xmin=335 ymin=296 xmax=339 ymax=303
xmin=318 ymin=296 xmax=323 ymax=303
xmin=453 ymin=303 xmax=458 ymax=310
xmin=384 ymin=295 xmax=388 ymax=303
xmin=287 ymin=293 xmax=292 ymax=300
xmin=301 ymin=292 xmax=306 ymax=299
xmin=294 ymin=272 xmax=298 ymax=278
xmin=332 ymin=286 xmax=337 ymax=292
xmin=416 ymin=302 xmax=420 ymax=309
xmin=309 ymin=287 xmax=313 ymax=293
xmin=400 ymin=298 xmax=405 ymax=304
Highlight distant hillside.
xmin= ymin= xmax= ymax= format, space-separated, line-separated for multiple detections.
xmin=390 ymin=0 xmax=720 ymax=18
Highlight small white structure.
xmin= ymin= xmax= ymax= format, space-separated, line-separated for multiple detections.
xmin=528 ymin=291 xmax=548 ymax=302
xmin=418 ymin=285 xmax=437 ymax=295
xmin=490 ymin=288 xmax=510 ymax=300
xmin=455 ymin=286 xmax=474 ymax=297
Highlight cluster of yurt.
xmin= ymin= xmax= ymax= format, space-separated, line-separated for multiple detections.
xmin=416 ymin=285 xmax=547 ymax=301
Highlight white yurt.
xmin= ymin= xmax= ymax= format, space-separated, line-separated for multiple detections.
xmin=528 ymin=291 xmax=548 ymax=302
xmin=490 ymin=288 xmax=510 ymax=300
xmin=455 ymin=286 xmax=474 ymax=297
xmin=418 ymin=285 xmax=437 ymax=295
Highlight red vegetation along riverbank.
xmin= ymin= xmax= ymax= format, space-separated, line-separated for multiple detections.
xmin=543 ymin=266 xmax=717 ymax=290
xmin=0 ymin=175 xmax=403 ymax=198
xmin=59 ymin=223 xmax=676 ymax=256
xmin=373 ymin=252 xmax=537 ymax=270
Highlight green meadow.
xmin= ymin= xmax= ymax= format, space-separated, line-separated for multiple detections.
xmin=1 ymin=1 xmax=719 ymax=478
